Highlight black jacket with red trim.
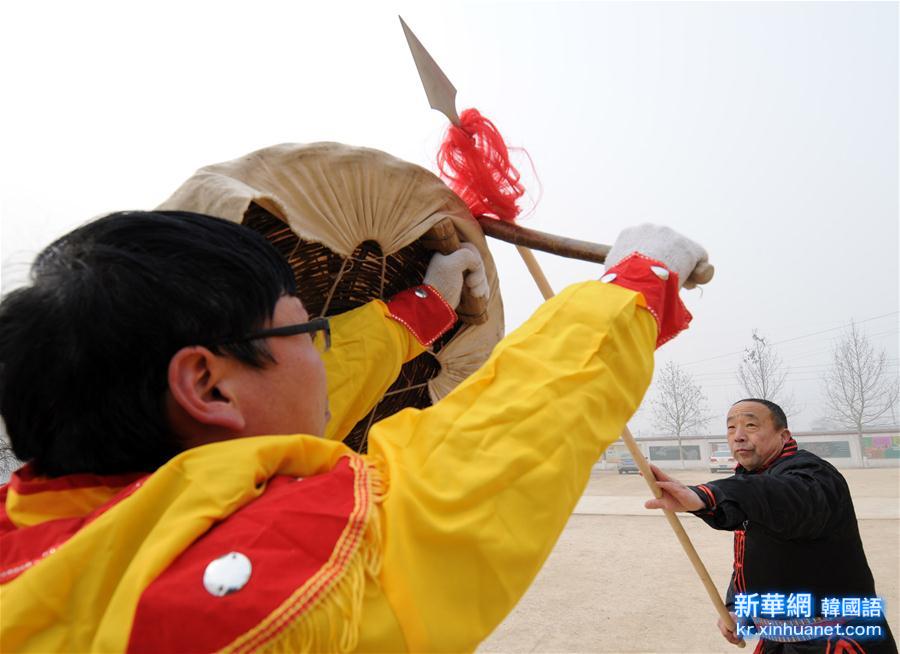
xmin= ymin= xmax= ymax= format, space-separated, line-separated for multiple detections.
xmin=692 ymin=445 xmax=875 ymax=600
xmin=689 ymin=442 xmax=896 ymax=653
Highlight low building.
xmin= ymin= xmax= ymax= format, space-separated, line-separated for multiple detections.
xmin=599 ymin=427 xmax=900 ymax=470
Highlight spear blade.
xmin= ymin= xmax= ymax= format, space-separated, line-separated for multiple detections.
xmin=399 ymin=16 xmax=461 ymax=126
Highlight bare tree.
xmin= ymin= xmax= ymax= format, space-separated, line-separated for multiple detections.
xmin=736 ymin=330 xmax=797 ymax=417
xmin=651 ymin=361 xmax=710 ymax=467
xmin=823 ymin=322 xmax=899 ymax=465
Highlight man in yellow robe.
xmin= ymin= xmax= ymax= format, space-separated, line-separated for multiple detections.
xmin=0 ymin=211 xmax=707 ymax=652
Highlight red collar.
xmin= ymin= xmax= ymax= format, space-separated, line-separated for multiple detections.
xmin=738 ymin=437 xmax=798 ymax=474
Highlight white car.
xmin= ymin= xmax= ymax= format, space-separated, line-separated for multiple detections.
xmin=709 ymin=447 xmax=736 ymax=473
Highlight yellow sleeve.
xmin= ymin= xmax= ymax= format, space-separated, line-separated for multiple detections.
xmin=322 ymin=301 xmax=426 ymax=442
xmin=366 ymin=281 xmax=658 ymax=652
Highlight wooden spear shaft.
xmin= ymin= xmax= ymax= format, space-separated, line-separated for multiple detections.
xmin=620 ymin=427 xmax=744 ymax=647
xmin=479 ymin=217 xmax=715 ymax=288
xmin=515 ymin=246 xmax=555 ymax=300
xmin=513 ymin=247 xmax=743 ymax=648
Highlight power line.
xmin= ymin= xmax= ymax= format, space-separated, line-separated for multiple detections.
xmin=681 ymin=312 xmax=899 ymax=367
xmin=772 ymin=314 xmax=898 ymax=346
xmin=689 ymin=359 xmax=899 ymax=379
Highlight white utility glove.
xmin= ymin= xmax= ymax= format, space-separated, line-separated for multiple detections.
xmin=423 ymin=243 xmax=489 ymax=308
xmin=605 ymin=224 xmax=709 ymax=289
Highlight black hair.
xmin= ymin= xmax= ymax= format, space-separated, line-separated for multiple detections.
xmin=732 ymin=398 xmax=788 ymax=430
xmin=0 ymin=211 xmax=296 ymax=476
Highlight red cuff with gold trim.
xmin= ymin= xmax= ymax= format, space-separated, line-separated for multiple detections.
xmin=601 ymin=253 xmax=692 ymax=348
xmin=386 ymin=285 xmax=457 ymax=347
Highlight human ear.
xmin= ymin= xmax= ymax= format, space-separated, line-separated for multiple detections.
xmin=781 ymin=429 xmax=792 ymax=442
xmin=167 ymin=346 xmax=246 ymax=433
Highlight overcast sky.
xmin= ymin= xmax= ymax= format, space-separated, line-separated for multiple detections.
xmin=1 ymin=1 xmax=897 ymax=434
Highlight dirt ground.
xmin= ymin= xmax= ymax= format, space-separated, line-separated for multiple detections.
xmin=478 ymin=467 xmax=900 ymax=654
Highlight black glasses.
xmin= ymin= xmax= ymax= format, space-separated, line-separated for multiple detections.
xmin=217 ymin=317 xmax=331 ymax=351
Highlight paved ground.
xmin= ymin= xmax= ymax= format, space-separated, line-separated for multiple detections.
xmin=478 ymin=467 xmax=899 ymax=654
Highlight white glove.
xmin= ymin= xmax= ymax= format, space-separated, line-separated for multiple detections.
xmin=605 ymin=224 xmax=709 ymax=288
xmin=423 ymin=243 xmax=489 ymax=308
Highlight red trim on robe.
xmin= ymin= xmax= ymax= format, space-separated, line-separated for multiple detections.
xmin=0 ymin=477 xmax=145 ymax=583
xmin=127 ymin=458 xmax=360 ymax=653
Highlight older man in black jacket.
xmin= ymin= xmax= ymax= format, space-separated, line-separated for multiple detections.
xmin=647 ymin=399 xmax=896 ymax=654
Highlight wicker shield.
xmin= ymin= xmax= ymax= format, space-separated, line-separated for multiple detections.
xmin=159 ymin=142 xmax=504 ymax=451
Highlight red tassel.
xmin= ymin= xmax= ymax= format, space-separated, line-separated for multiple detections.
xmin=437 ymin=108 xmax=526 ymax=223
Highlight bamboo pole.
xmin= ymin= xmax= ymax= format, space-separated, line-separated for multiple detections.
xmin=515 ymin=245 xmax=555 ymax=300
xmin=621 ymin=427 xmax=744 ymax=646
